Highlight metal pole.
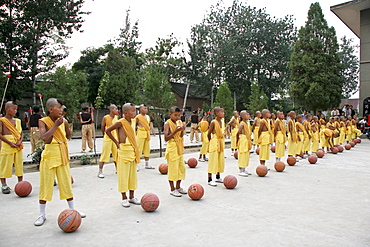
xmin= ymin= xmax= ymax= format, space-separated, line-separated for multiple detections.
xmin=0 ymin=75 xmax=11 ymax=111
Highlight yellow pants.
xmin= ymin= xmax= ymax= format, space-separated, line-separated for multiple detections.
xmin=99 ymin=140 xmax=118 ymax=163
xmin=137 ymin=137 xmax=150 ymax=157
xmin=0 ymin=136 xmax=23 ymax=178
xmin=167 ymin=155 xmax=186 ymax=181
xmin=253 ymin=127 xmax=259 ymax=145
xmin=208 ymin=151 xmax=225 ymax=174
xmin=275 ymin=132 xmax=285 ymax=159
xmin=353 ymin=128 xmax=361 ymax=138
xmin=320 ymin=130 xmax=329 ymax=147
xmin=296 ymin=133 xmax=304 ymax=154
xmin=117 ymin=144 xmax=138 ymax=193
xmin=81 ymin=124 xmax=93 ymax=150
xmin=346 ymin=127 xmax=352 ymax=142
xmin=303 ymin=137 xmax=311 ymax=152
xmin=288 ymin=133 xmax=297 ymax=156
xmin=238 ymin=151 xmax=249 ymax=168
xmin=231 ymin=127 xmax=238 ymax=149
xmin=259 ymin=144 xmax=270 ymax=161
xmin=200 ymin=132 xmax=209 ymax=155
xmin=238 ymin=135 xmax=250 ymax=168
xmin=339 ymin=131 xmax=346 ymax=144
xmin=311 ymin=132 xmax=319 ymax=153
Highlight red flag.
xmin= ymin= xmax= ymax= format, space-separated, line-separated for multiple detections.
xmin=38 ymin=94 xmax=42 ymax=97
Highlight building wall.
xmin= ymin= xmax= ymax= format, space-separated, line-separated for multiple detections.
xmin=173 ymin=92 xmax=211 ymax=111
xmin=360 ymin=8 xmax=370 ymax=116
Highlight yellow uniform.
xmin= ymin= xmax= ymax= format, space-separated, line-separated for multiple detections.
xmin=238 ymin=121 xmax=252 ymax=168
xmin=352 ymin=120 xmax=361 ymax=139
xmin=275 ymin=119 xmax=286 ymax=159
xmin=253 ymin=118 xmax=260 ymax=145
xmin=39 ymin=117 xmax=72 ymax=201
xmin=208 ymin=119 xmax=225 ymax=174
xmin=136 ymin=114 xmax=151 ymax=158
xmin=288 ymin=119 xmax=297 ymax=156
xmin=198 ymin=120 xmax=209 ymax=155
xmin=230 ymin=117 xmax=239 ymax=149
xmin=116 ymin=119 xmax=140 ymax=193
xmin=258 ymin=119 xmax=272 ymax=161
xmin=339 ymin=121 xmax=346 ymax=144
xmin=270 ymin=119 xmax=275 ymax=144
xmin=303 ymin=120 xmax=312 ymax=152
xmin=319 ymin=119 xmax=326 ymax=132
xmin=333 ymin=121 xmax=340 ymax=145
xmin=0 ymin=118 xmax=23 ymax=179
xmin=311 ymin=122 xmax=320 ymax=153
xmin=296 ymin=122 xmax=305 ymax=155
xmin=100 ymin=115 xmax=119 ymax=163
xmin=165 ymin=119 xmax=185 ymax=181
xmin=346 ymin=120 xmax=353 ymax=142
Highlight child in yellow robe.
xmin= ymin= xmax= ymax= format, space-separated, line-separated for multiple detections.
xmin=136 ymin=104 xmax=154 ymax=169
xmin=295 ymin=115 xmax=306 ymax=158
xmin=236 ymin=111 xmax=252 ymax=177
xmin=198 ymin=115 xmax=209 ymax=162
xmin=252 ymin=111 xmax=261 ymax=151
xmin=303 ymin=114 xmax=312 ymax=155
xmin=227 ymin=111 xmax=239 ymax=156
xmin=258 ymin=109 xmax=272 ymax=166
xmin=333 ymin=116 xmax=341 ymax=145
xmin=311 ymin=116 xmax=320 ymax=153
xmin=287 ymin=111 xmax=298 ymax=159
xmin=274 ymin=111 xmax=286 ymax=162
xmin=339 ymin=116 xmax=347 ymax=145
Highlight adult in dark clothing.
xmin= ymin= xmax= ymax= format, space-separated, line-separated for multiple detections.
xmin=80 ymin=107 xmax=93 ymax=152
xmin=188 ymin=111 xmax=200 ymax=142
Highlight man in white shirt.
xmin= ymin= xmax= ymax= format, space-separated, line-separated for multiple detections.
xmin=331 ymin=107 xmax=339 ymax=117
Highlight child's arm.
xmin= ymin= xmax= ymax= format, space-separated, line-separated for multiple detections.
xmin=274 ymin=121 xmax=279 ymax=137
xmin=207 ymin=121 xmax=215 ymax=142
xmin=39 ymin=117 xmax=64 ymax=144
xmin=258 ymin=120 xmax=265 ymax=139
xmin=64 ymin=119 xmax=72 ymax=139
xmin=236 ymin=123 xmax=244 ymax=144
xmin=227 ymin=118 xmax=234 ymax=127
xmin=101 ymin=116 xmax=106 ymax=136
xmin=106 ymin=122 xmax=122 ymax=149
xmin=179 ymin=125 xmax=185 ymax=137
xmin=164 ymin=122 xmax=183 ymax=142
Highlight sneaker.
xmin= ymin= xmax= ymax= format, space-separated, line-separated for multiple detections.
xmin=145 ymin=165 xmax=155 ymax=169
xmin=2 ymin=186 xmax=11 ymax=194
xmin=129 ymin=198 xmax=141 ymax=205
xmin=54 ymin=181 xmax=57 ymax=186
xmin=177 ymin=188 xmax=187 ymax=194
xmin=238 ymin=172 xmax=248 ymax=177
xmin=170 ymin=190 xmax=182 ymax=197
xmin=246 ymin=171 xmax=252 ymax=175
xmin=78 ymin=211 xmax=86 ymax=218
xmin=250 ymin=150 xmax=254 ymax=153
xmin=89 ymin=149 xmax=93 ymax=152
xmin=190 ymin=141 xmax=193 ymax=143
xmin=204 ymin=158 xmax=208 ymax=161
xmin=215 ymin=178 xmax=223 ymax=183
xmin=98 ymin=173 xmax=105 ymax=178
xmin=34 ymin=215 xmax=46 ymax=226
xmin=198 ymin=158 xmax=205 ymax=162
xmin=208 ymin=181 xmax=217 ymax=187
xmin=81 ymin=150 xmax=86 ymax=153
xmin=122 ymin=199 xmax=130 ymax=207
xmin=231 ymin=153 xmax=234 ymax=156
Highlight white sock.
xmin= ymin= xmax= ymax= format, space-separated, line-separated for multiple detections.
xmin=67 ymin=200 xmax=75 ymax=209
xmin=145 ymin=160 xmax=149 ymax=167
xmin=39 ymin=204 xmax=46 ymax=216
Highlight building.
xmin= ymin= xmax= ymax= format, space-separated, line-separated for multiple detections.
xmin=170 ymin=82 xmax=211 ymax=112
xmin=331 ymin=0 xmax=370 ymax=116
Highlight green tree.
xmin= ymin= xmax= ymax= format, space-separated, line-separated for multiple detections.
xmin=246 ymin=82 xmax=268 ymax=117
xmin=339 ymin=36 xmax=359 ymax=99
xmin=94 ymin=71 xmax=109 ymax=109
xmin=213 ymin=83 xmax=233 ymax=120
xmin=288 ymin=2 xmax=344 ymax=113
xmin=35 ymin=67 xmax=88 ymax=121
xmin=0 ymin=0 xmax=88 ymax=101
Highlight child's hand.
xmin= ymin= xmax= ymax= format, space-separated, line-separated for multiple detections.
xmin=15 ymin=140 xmax=22 ymax=147
xmin=115 ymin=141 xmax=120 ymax=149
xmin=10 ymin=142 xmax=18 ymax=148
xmin=55 ymin=117 xmax=64 ymax=126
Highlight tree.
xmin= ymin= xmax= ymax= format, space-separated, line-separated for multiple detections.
xmin=339 ymin=36 xmax=359 ymax=99
xmin=246 ymin=82 xmax=268 ymax=117
xmin=288 ymin=2 xmax=344 ymax=113
xmin=35 ymin=67 xmax=88 ymax=121
xmin=213 ymin=83 xmax=233 ymax=120
xmin=0 ymin=0 xmax=89 ymax=102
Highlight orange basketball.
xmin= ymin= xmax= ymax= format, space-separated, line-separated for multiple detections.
xmin=344 ymin=144 xmax=351 ymax=150
xmin=58 ymin=209 xmax=82 ymax=233
xmin=337 ymin=146 xmax=344 ymax=152
xmin=287 ymin=156 xmax=296 ymax=166
xmin=141 ymin=193 xmax=160 ymax=212
xmin=14 ymin=181 xmax=32 ymax=197
xmin=158 ymin=163 xmax=168 ymax=174
xmin=256 ymin=148 xmax=260 ymax=155
xmin=234 ymin=151 xmax=238 ymax=159
xmin=188 ymin=184 xmax=204 ymax=200
xmin=316 ymin=150 xmax=325 ymax=158
xmin=308 ymin=155 xmax=318 ymax=164
xmin=350 ymin=141 xmax=355 ymax=147
xmin=331 ymin=147 xmax=339 ymax=154
xmin=270 ymin=146 xmax=276 ymax=153
xmin=188 ymin=158 xmax=198 ymax=168
xmin=256 ymin=165 xmax=268 ymax=177
xmin=274 ymin=161 xmax=285 ymax=172
xmin=223 ymin=175 xmax=237 ymax=189
xmin=356 ymin=139 xmax=361 ymax=144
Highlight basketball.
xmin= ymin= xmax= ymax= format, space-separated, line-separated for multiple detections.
xmin=344 ymin=144 xmax=351 ymax=150
xmin=316 ymin=150 xmax=325 ymax=158
xmin=256 ymin=165 xmax=268 ymax=177
xmin=14 ymin=181 xmax=32 ymax=197
xmin=58 ymin=209 xmax=82 ymax=233
xmin=350 ymin=141 xmax=355 ymax=147
xmin=223 ymin=175 xmax=237 ymax=189
xmin=234 ymin=151 xmax=238 ymax=159
xmin=334 ymin=144 xmax=340 ymax=147
xmin=287 ymin=156 xmax=296 ymax=166
xmin=256 ymin=147 xmax=260 ymax=155
xmin=337 ymin=146 xmax=344 ymax=152
xmin=357 ymin=139 xmax=361 ymax=144
xmin=308 ymin=155 xmax=318 ymax=164
xmin=188 ymin=158 xmax=198 ymax=168
xmin=71 ymin=176 xmax=74 ymax=184
xmin=141 ymin=193 xmax=160 ymax=212
xmin=158 ymin=163 xmax=168 ymax=174
xmin=274 ymin=161 xmax=285 ymax=172
xmin=270 ymin=146 xmax=276 ymax=153
xmin=331 ymin=147 xmax=339 ymax=154
xmin=188 ymin=184 xmax=204 ymax=200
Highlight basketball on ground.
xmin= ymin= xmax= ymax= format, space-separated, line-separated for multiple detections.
xmin=256 ymin=148 xmax=260 ymax=155
xmin=316 ymin=150 xmax=324 ymax=158
xmin=350 ymin=141 xmax=355 ymax=147
xmin=287 ymin=156 xmax=296 ymax=166
xmin=256 ymin=165 xmax=268 ymax=177
xmin=141 ymin=193 xmax=160 ymax=212
xmin=274 ymin=161 xmax=285 ymax=172
xmin=188 ymin=184 xmax=204 ymax=200
xmin=308 ymin=155 xmax=318 ymax=164
xmin=188 ymin=158 xmax=198 ymax=168
xmin=158 ymin=163 xmax=168 ymax=174
xmin=223 ymin=175 xmax=237 ymax=189
xmin=331 ymin=147 xmax=339 ymax=154
xmin=14 ymin=181 xmax=32 ymax=197
xmin=270 ymin=146 xmax=276 ymax=153
xmin=344 ymin=144 xmax=351 ymax=150
xmin=58 ymin=209 xmax=82 ymax=233
xmin=337 ymin=146 xmax=344 ymax=152
xmin=234 ymin=151 xmax=238 ymax=159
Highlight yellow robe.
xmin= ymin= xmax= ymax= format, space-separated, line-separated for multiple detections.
xmin=208 ymin=119 xmax=225 ymax=174
xmin=288 ymin=119 xmax=297 ymax=156
xmin=275 ymin=119 xmax=286 ymax=159
xmin=333 ymin=121 xmax=340 ymax=145
xmin=303 ymin=120 xmax=312 ymax=152
xmin=339 ymin=122 xmax=346 ymax=144
xmin=136 ymin=114 xmax=151 ymax=157
xmin=258 ymin=119 xmax=272 ymax=161
xmin=311 ymin=122 xmax=319 ymax=153
xmin=231 ymin=117 xmax=239 ymax=149
xmin=165 ymin=119 xmax=185 ymax=181
xmin=253 ymin=118 xmax=260 ymax=145
xmin=238 ymin=121 xmax=252 ymax=168
xmin=100 ymin=115 xmax=119 ymax=162
xmin=199 ymin=120 xmax=209 ymax=155
xmin=296 ymin=122 xmax=305 ymax=155
xmin=346 ymin=121 xmax=352 ymax=142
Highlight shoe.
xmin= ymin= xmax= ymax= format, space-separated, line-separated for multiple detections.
xmin=34 ymin=215 xmax=46 ymax=226
xmin=190 ymin=141 xmax=194 ymax=143
xmin=231 ymin=153 xmax=234 ymax=156
xmin=89 ymin=149 xmax=93 ymax=152
xmin=198 ymin=158 xmax=205 ymax=162
xmin=81 ymin=150 xmax=86 ymax=153
xmin=129 ymin=198 xmax=141 ymax=205
xmin=78 ymin=211 xmax=86 ymax=218
xmin=177 ymin=188 xmax=187 ymax=194
xmin=98 ymin=173 xmax=105 ymax=178
xmin=54 ymin=181 xmax=57 ymax=186
xmin=250 ymin=150 xmax=254 ymax=153
xmin=215 ymin=178 xmax=223 ymax=183
xmin=238 ymin=172 xmax=248 ymax=177
xmin=170 ymin=190 xmax=182 ymax=197
xmin=246 ymin=171 xmax=252 ymax=175
xmin=2 ymin=186 xmax=11 ymax=194
xmin=145 ymin=165 xmax=155 ymax=169
xmin=205 ymin=158 xmax=208 ymax=161
xmin=122 ymin=199 xmax=130 ymax=207
xmin=208 ymin=181 xmax=217 ymax=187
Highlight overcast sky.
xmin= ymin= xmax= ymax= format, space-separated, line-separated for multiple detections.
xmin=60 ymin=0 xmax=358 ymax=67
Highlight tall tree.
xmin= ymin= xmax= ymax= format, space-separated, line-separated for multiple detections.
xmin=0 ymin=0 xmax=88 ymax=102
xmin=288 ymin=2 xmax=344 ymax=113
xmin=246 ymin=82 xmax=268 ymax=117
xmin=339 ymin=36 xmax=359 ymax=99
xmin=213 ymin=83 xmax=234 ymax=120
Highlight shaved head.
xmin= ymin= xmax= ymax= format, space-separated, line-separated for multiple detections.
xmin=109 ymin=104 xmax=117 ymax=110
xmin=122 ymin=103 xmax=135 ymax=113
xmin=46 ymin=98 xmax=63 ymax=110
xmin=214 ymin=106 xmax=223 ymax=114
xmin=169 ymin=106 xmax=181 ymax=113
xmin=240 ymin=110 xmax=248 ymax=117
xmin=4 ymin=101 xmax=16 ymax=109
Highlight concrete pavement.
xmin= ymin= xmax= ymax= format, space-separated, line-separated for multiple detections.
xmin=1 ymin=140 xmax=369 ymax=246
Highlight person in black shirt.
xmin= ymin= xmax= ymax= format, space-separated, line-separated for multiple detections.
xmin=188 ymin=110 xmax=200 ymax=143
xmin=80 ymin=107 xmax=93 ymax=152
xmin=28 ymin=106 xmax=43 ymax=153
